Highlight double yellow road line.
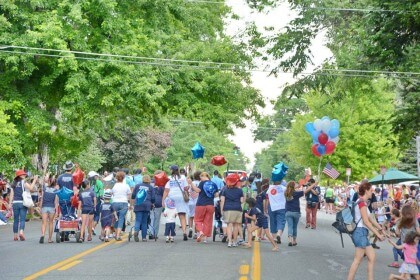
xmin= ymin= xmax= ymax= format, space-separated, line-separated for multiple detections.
xmin=24 ymin=237 xmax=126 ymax=280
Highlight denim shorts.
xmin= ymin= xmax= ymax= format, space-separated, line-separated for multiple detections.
xmin=41 ymin=207 xmax=55 ymax=214
xmin=352 ymin=227 xmax=371 ymax=248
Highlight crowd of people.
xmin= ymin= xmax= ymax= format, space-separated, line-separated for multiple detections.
xmin=0 ymin=162 xmax=419 ymax=279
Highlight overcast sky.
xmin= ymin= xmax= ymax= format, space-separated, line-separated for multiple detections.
xmin=225 ymin=0 xmax=332 ymax=170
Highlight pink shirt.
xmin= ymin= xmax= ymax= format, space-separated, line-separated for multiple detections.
xmin=403 ymin=243 xmax=418 ymax=264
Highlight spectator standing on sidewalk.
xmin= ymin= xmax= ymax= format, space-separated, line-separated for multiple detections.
xmin=305 ymin=179 xmax=321 ymax=229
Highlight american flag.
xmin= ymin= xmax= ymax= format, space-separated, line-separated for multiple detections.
xmin=323 ymin=163 xmax=340 ymax=179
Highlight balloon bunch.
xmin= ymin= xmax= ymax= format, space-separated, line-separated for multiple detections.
xmin=271 ymin=162 xmax=288 ymax=182
xmin=305 ymin=116 xmax=340 ymax=157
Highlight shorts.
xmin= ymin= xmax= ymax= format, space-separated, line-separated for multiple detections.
xmin=41 ymin=207 xmax=55 ymax=214
xmin=257 ymin=217 xmax=269 ymax=229
xmin=325 ymin=197 xmax=334 ymax=204
xmin=223 ymin=210 xmax=242 ymax=223
xmin=399 ymin=263 xmax=419 ymax=275
xmin=32 ymin=195 xmax=39 ymax=204
xmin=101 ymin=218 xmax=113 ymax=229
xmin=82 ymin=209 xmax=94 ymax=215
xmin=351 ymin=227 xmax=371 ymax=248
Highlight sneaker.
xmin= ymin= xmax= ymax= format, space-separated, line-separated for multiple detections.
xmin=92 ymin=229 xmax=96 ymax=236
xmin=228 ymin=242 xmax=232 ymax=248
xmin=188 ymin=228 xmax=193 ymax=238
xmin=232 ymin=242 xmax=238 ymax=247
xmin=183 ymin=233 xmax=188 ymax=241
xmin=170 ymin=237 xmax=174 ymax=243
xmin=134 ymin=232 xmax=140 ymax=242
xmin=142 ymin=239 xmax=147 ymax=242
xmin=372 ymin=243 xmax=380 ymax=249
xmin=237 ymin=239 xmax=244 ymax=245
xmin=388 ymin=262 xmax=400 ymax=268
xmin=99 ymin=235 xmax=104 ymax=241
xmin=166 ymin=237 xmax=170 ymax=243
xmin=305 ymin=224 xmax=310 ymax=228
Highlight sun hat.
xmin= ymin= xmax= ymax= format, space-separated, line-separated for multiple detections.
xmin=88 ymin=171 xmax=100 ymax=178
xmin=15 ymin=170 xmax=27 ymax=179
xmin=225 ymin=173 xmax=240 ymax=186
xmin=63 ymin=161 xmax=75 ymax=171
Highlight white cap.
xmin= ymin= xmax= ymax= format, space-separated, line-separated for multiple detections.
xmin=88 ymin=171 xmax=100 ymax=178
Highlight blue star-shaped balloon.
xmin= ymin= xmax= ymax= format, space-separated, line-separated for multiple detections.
xmin=191 ymin=142 xmax=205 ymax=159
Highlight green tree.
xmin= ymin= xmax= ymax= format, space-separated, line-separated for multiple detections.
xmin=0 ymin=0 xmax=264 ymax=171
xmin=287 ymin=78 xmax=398 ymax=181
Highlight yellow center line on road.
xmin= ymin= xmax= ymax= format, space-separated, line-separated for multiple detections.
xmin=57 ymin=260 xmax=82 ymax=271
xmin=23 ymin=236 xmax=127 ymax=280
xmin=239 ymin=264 xmax=250 ymax=275
xmin=251 ymin=241 xmax=261 ymax=280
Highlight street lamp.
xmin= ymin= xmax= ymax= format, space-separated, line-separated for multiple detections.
xmin=380 ymin=166 xmax=387 ymax=202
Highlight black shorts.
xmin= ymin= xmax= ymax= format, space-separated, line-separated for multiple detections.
xmin=325 ymin=198 xmax=335 ymax=204
xmin=31 ymin=195 xmax=39 ymax=204
xmin=82 ymin=209 xmax=94 ymax=215
xmin=257 ymin=217 xmax=269 ymax=229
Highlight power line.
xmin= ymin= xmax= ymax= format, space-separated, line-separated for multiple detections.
xmin=184 ymin=0 xmax=420 ymax=13
xmin=0 ymin=47 xmax=418 ymax=79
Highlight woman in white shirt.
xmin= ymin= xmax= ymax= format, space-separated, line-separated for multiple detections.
xmin=348 ymin=182 xmax=384 ymax=280
xmin=162 ymin=165 xmax=189 ymax=241
xmin=112 ymin=171 xmax=131 ymax=241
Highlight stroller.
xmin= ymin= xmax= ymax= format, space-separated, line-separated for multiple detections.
xmin=128 ymin=208 xmax=157 ymax=242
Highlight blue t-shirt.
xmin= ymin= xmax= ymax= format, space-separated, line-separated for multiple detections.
xmin=256 ymin=191 xmax=266 ymax=212
xmin=133 ymin=174 xmax=143 ymax=185
xmin=42 ymin=186 xmax=57 ymax=208
xmin=154 ymin=187 xmax=164 ymax=208
xmin=100 ymin=202 xmax=114 ymax=224
xmin=12 ymin=180 xmax=25 ymax=201
xmin=221 ymin=188 xmax=243 ymax=211
xmin=131 ymin=183 xmax=155 ymax=212
xmin=196 ymin=181 xmax=217 ymax=206
xmin=57 ymin=173 xmax=74 ymax=191
xmin=211 ymin=176 xmax=224 ymax=191
xmin=285 ymin=191 xmax=304 ymax=213
xmin=249 ymin=206 xmax=266 ymax=222
xmin=79 ymin=189 xmax=95 ymax=211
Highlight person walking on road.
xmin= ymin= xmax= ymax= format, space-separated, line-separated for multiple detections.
xmin=267 ymin=180 xmax=287 ymax=244
xmin=305 ymin=178 xmax=321 ymax=229
xmin=347 ymin=181 xmax=385 ymax=280
xmin=56 ymin=161 xmax=75 ymax=217
xmin=220 ymin=173 xmax=244 ymax=248
xmin=111 ymin=171 xmax=131 ymax=241
xmin=150 ymin=170 xmax=166 ymax=239
xmin=78 ymin=180 xmax=96 ymax=242
xmin=162 ymin=165 xmax=190 ymax=241
xmin=285 ymin=180 xmax=316 ymax=247
xmin=10 ymin=170 xmax=39 ymax=241
xmin=39 ymin=174 xmax=58 ymax=244
xmin=188 ymin=171 xmax=200 ymax=239
xmin=131 ymin=175 xmax=155 ymax=242
xmin=191 ymin=172 xmax=218 ymax=243
xmin=89 ymin=171 xmax=104 ymax=236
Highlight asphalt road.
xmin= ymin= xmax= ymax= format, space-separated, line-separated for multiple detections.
xmin=0 ymin=205 xmax=400 ymax=280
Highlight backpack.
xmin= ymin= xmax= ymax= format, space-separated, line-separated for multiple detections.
xmin=203 ymin=181 xmax=217 ymax=198
xmin=135 ymin=187 xmax=147 ymax=206
xmin=332 ymin=199 xmax=362 ymax=248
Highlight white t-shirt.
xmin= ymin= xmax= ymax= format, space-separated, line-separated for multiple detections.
xmin=354 ymin=199 xmax=370 ymax=228
xmin=165 ymin=176 xmax=187 ymax=195
xmin=111 ymin=182 xmax=131 ymax=203
xmin=267 ymin=184 xmax=286 ymax=211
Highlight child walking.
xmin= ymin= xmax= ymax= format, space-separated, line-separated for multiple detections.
xmin=99 ymin=190 xmax=117 ymax=242
xmin=388 ymin=231 xmax=420 ymax=280
xmin=244 ymin=198 xmax=279 ymax=251
xmin=164 ymin=198 xmax=177 ymax=243
xmin=77 ymin=180 xmax=96 ymax=242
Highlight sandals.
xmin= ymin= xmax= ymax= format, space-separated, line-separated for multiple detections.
xmin=388 ymin=262 xmax=400 ymax=268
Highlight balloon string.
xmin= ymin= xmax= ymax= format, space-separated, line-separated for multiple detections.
xmin=317 ymin=156 xmax=322 ymax=181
